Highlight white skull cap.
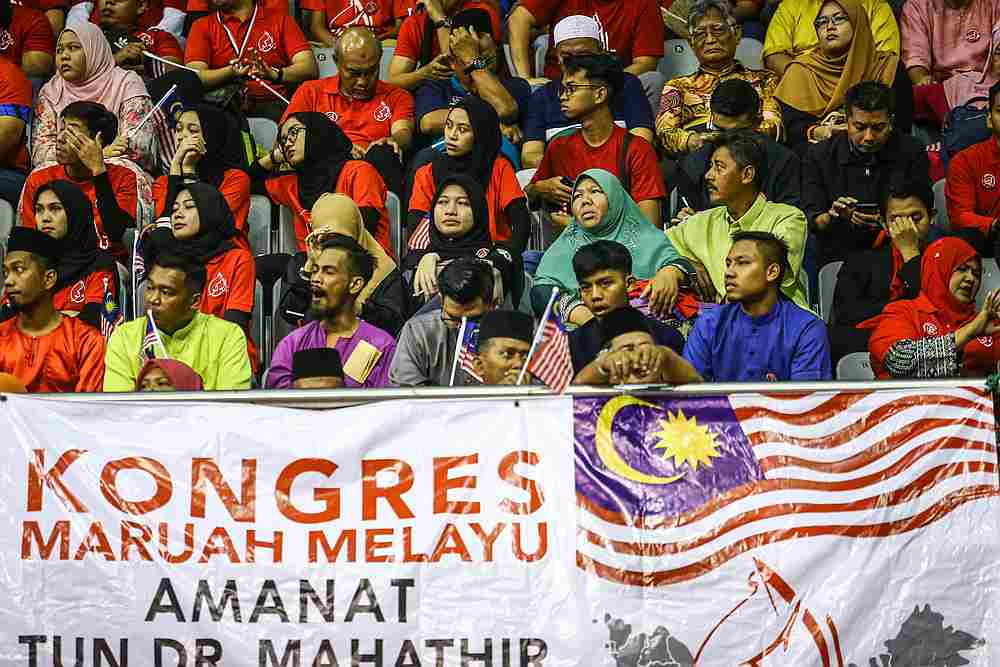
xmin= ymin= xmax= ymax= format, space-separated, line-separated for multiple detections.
xmin=553 ymin=14 xmax=602 ymax=45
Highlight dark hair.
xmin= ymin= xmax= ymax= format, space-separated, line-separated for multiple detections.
xmin=731 ymin=230 xmax=789 ymax=284
xmin=573 ymin=240 xmax=633 ymax=282
xmin=990 ymin=80 xmax=1000 ymax=112
xmin=150 ymin=253 xmax=207 ymax=295
xmin=710 ymin=79 xmax=761 ymax=119
xmin=61 ymin=101 xmax=119 ymax=143
xmin=880 ymin=177 xmax=935 ymax=218
xmin=712 ymin=130 xmax=766 ymax=189
xmin=439 ymin=258 xmax=494 ymax=305
xmin=844 ymin=81 xmax=894 ymax=117
xmin=562 ymin=53 xmax=624 ymax=98
xmin=318 ymin=233 xmax=376 ymax=286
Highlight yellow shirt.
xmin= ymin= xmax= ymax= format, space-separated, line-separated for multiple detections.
xmin=762 ymin=0 xmax=900 ymax=60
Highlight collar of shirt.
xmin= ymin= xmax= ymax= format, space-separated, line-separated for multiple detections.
xmin=835 ymin=130 xmax=900 ymax=166
xmin=158 ymin=311 xmax=205 ymax=344
xmin=725 ymin=193 xmax=767 ymax=231
xmin=735 ymin=297 xmax=783 ymax=326
xmin=220 ymin=4 xmax=270 ymax=31
xmin=697 ymin=61 xmax=742 ymax=81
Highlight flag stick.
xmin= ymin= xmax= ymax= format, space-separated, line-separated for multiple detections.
xmin=141 ymin=51 xmax=198 ymax=73
xmin=517 ymin=288 xmax=559 ymax=385
xmin=130 ymin=84 xmax=178 ymax=138
xmin=449 ymin=317 xmax=468 ymax=387
xmin=147 ymin=310 xmax=171 ymax=359
xmin=249 ymin=74 xmax=291 ymax=104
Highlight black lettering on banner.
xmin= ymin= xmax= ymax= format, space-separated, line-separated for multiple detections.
xmin=520 ymin=639 xmax=547 ymax=666
xmin=94 ymin=638 xmax=128 ymax=666
xmin=425 ymin=639 xmax=454 ymax=667
xmin=344 ymin=579 xmax=384 ymax=622
xmin=196 ymin=638 xmax=224 ymax=665
xmin=312 ymin=640 xmax=339 ymax=666
xmin=154 ymin=638 xmax=186 ymax=666
xmin=462 ymin=638 xmax=492 ymax=666
xmin=351 ymin=638 xmax=382 ymax=666
xmin=249 ymin=580 xmax=290 ymax=623
xmin=54 ymin=635 xmax=85 ymax=665
xmin=146 ymin=579 xmax=186 ymax=622
xmin=193 ymin=580 xmax=242 ymax=622
xmin=259 ymin=639 xmax=300 ymax=667
xmin=299 ymin=580 xmax=336 ymax=623
xmin=394 ymin=640 xmax=420 ymax=667
xmin=18 ymin=636 xmax=45 ymax=667
xmin=390 ymin=579 xmax=415 ymax=623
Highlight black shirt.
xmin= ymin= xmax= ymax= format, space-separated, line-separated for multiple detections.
xmin=569 ymin=313 xmax=686 ymax=373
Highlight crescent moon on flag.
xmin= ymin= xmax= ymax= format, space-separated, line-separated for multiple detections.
xmin=595 ymin=396 xmax=685 ymax=485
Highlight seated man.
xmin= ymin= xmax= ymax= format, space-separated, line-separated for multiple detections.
xmin=666 ymin=131 xmax=809 ymax=308
xmin=684 ymin=231 xmax=832 ymax=381
xmin=828 ymin=179 xmax=938 ymax=364
xmin=99 ymin=0 xmax=183 ymax=79
xmin=305 ymin=0 xmax=399 ymax=44
xmin=390 ymin=258 xmax=495 ymax=386
xmin=674 ymin=79 xmax=800 ymax=214
xmin=19 ymin=101 xmax=140 ymax=260
xmin=574 ymin=307 xmax=701 ymax=385
xmin=656 ymin=0 xmax=781 ymax=158
xmin=521 ymin=15 xmax=655 ymax=169
xmin=266 ymin=234 xmax=396 ymax=389
xmin=0 ymin=58 xmax=32 ymax=208
xmin=104 ymin=253 xmax=252 ymax=391
xmin=0 ymin=0 xmax=55 ymax=78
xmin=0 ymin=228 xmax=105 ymax=393
xmin=803 ymin=81 xmax=930 ymax=267
xmin=291 ymin=348 xmax=345 ymax=389
xmin=72 ymin=0 xmax=186 ymax=35
xmin=526 ymin=54 xmax=666 ymax=228
xmin=762 ymin=0 xmax=899 ymax=76
xmin=507 ymin=0 xmax=665 ymax=111
xmin=285 ymin=26 xmax=415 ymax=196
xmin=568 ymin=240 xmax=685 ymax=373
xmin=473 ymin=309 xmax=535 ymax=385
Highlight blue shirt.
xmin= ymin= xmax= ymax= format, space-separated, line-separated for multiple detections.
xmin=522 ymin=74 xmax=654 ymax=143
xmin=683 ymin=300 xmax=832 ymax=382
xmin=413 ymin=76 xmax=534 ymax=125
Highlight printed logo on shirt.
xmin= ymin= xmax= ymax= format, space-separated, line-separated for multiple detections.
xmin=978 ymin=336 xmax=994 ymax=347
xmin=764 ymin=372 xmax=778 ymax=382
xmin=137 ymin=31 xmax=154 ymax=48
xmin=475 ymin=247 xmax=489 ymax=259
xmin=325 ymin=111 xmax=340 ymax=123
xmin=983 ymin=173 xmax=996 ymax=191
xmin=0 ymin=30 xmax=13 ymax=52
xmin=373 ymin=101 xmax=392 ymax=123
xmin=70 ymin=280 xmax=86 ymax=305
xmin=207 ymin=272 xmax=229 ymax=298
xmin=923 ymin=322 xmax=938 ymax=335
xmin=257 ymin=31 xmax=276 ymax=53
xmin=966 ymin=28 xmax=982 ymax=43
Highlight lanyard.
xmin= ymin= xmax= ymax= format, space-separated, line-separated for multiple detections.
xmin=218 ymin=3 xmax=258 ymax=60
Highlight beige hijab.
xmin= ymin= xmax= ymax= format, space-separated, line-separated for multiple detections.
xmin=308 ymin=193 xmax=396 ymax=307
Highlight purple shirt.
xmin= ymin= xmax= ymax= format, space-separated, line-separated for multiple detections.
xmin=266 ymin=320 xmax=397 ymax=389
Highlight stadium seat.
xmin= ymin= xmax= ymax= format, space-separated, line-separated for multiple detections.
xmin=516 ymin=168 xmax=547 ymax=251
xmin=254 ymin=253 xmax=292 ymax=373
xmin=115 ymin=262 xmax=132 ymax=320
xmin=659 ymin=40 xmax=700 ymax=81
xmin=977 ymin=258 xmax=1000 ymax=308
xmin=248 ymin=117 xmax=279 ymax=154
xmin=837 ymin=352 xmax=875 ymax=380
xmin=248 ymin=195 xmax=272 ymax=256
xmin=735 ymin=37 xmax=764 ymax=69
xmin=533 ymin=34 xmax=548 ymax=77
xmin=386 ymin=191 xmax=403 ymax=262
xmin=933 ymin=179 xmax=949 ymax=230
xmin=278 ymin=206 xmax=299 ymax=256
xmin=0 ymin=199 xmax=13 ymax=264
xmin=818 ymin=261 xmax=843 ymax=323
xmin=313 ymin=46 xmax=338 ymax=79
xmin=380 ymin=44 xmax=395 ymax=81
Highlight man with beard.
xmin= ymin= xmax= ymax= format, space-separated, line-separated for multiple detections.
xmin=266 ymin=233 xmax=396 ymax=388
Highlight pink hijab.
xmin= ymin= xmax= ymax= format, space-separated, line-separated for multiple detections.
xmin=40 ymin=21 xmax=149 ymax=117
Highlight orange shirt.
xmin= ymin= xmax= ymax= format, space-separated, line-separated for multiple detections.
xmin=52 ymin=269 xmax=116 ymax=313
xmin=283 ymin=76 xmax=414 ymax=149
xmin=152 ymin=170 xmax=252 ymax=251
xmin=409 ymin=159 xmax=524 ymax=242
xmin=0 ymin=315 xmax=105 ymax=393
xmin=265 ymin=161 xmax=390 ymax=253
xmin=201 ymin=247 xmax=258 ymax=372
xmin=185 ymin=5 xmax=310 ymax=101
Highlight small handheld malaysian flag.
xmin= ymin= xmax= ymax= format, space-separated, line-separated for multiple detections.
xmin=520 ymin=288 xmax=573 ymax=392
xmin=142 ymin=310 xmax=170 ymax=361
xmin=99 ymin=277 xmax=125 ymax=339
xmin=408 ymin=216 xmax=432 ymax=251
xmin=449 ymin=317 xmax=484 ymax=385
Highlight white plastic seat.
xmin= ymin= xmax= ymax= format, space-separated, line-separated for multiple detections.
xmin=933 ymin=179 xmax=949 ymax=230
xmin=735 ymin=37 xmax=763 ymax=69
xmin=313 ymin=46 xmax=338 ymax=79
xmin=658 ymin=39 xmax=700 ymax=81
xmin=836 ymin=352 xmax=875 ymax=380
xmin=248 ymin=195 xmax=272 ymax=256
xmin=977 ymin=258 xmax=1000 ymax=308
xmin=818 ymin=261 xmax=843 ymax=323
xmin=386 ymin=191 xmax=402 ymax=262
xmin=0 ymin=199 xmax=13 ymax=264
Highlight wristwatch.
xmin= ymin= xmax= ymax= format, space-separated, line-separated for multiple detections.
xmin=463 ymin=56 xmax=490 ymax=75
xmin=432 ymin=17 xmax=452 ymax=29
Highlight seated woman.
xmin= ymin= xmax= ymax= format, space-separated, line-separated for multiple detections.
xmin=136 ymin=359 xmax=205 ymax=392
xmin=773 ymin=0 xmax=911 ymax=148
xmin=307 ymin=194 xmax=413 ymax=337
xmin=869 ymin=236 xmax=1000 ymax=378
xmin=34 ymin=21 xmax=156 ymax=172
xmin=403 ymin=174 xmax=524 ymax=310
xmin=153 ymin=105 xmax=251 ymax=250
xmin=35 ymin=180 xmax=117 ymax=329
xmin=531 ymin=168 xmax=689 ymax=326
xmin=408 ymin=97 xmax=530 ymax=257
xmin=253 ymin=112 xmax=391 ymax=256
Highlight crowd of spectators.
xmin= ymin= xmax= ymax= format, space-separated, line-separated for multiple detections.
xmin=1 ymin=0 xmax=999 ymax=395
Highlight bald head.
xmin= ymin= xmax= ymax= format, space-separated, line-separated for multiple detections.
xmin=336 ymin=26 xmax=382 ymax=62
xmin=334 ymin=26 xmax=382 ymax=98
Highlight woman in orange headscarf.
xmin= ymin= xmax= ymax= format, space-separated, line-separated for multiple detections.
xmin=868 ymin=236 xmax=1000 ymax=378
xmin=774 ymin=0 xmax=909 ymax=147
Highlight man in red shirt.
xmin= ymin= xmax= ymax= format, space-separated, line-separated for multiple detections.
xmin=508 ymin=0 xmax=665 ymax=112
xmin=0 ymin=58 xmax=31 ymax=207
xmin=284 ymin=26 xmax=413 ymax=194
xmin=527 ymin=53 xmax=666 ymax=228
xmin=385 ymin=0 xmax=500 ymax=91
xmin=0 ymin=0 xmax=55 ymax=77
xmin=19 ymin=102 xmax=140 ymax=259
xmin=305 ymin=0 xmax=398 ymax=44
xmin=185 ymin=0 xmax=318 ymax=121
xmin=99 ymin=0 xmax=183 ymax=79
xmin=72 ymin=0 xmax=186 ymax=36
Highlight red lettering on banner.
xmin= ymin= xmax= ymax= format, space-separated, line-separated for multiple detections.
xmin=121 ymin=521 xmax=154 ymax=561
xmin=100 ymin=457 xmax=173 ymax=514
xmin=498 ymin=451 xmax=544 ymax=515
xmin=159 ymin=522 xmax=195 ymax=563
xmin=74 ymin=521 xmax=115 ymax=560
xmin=512 ymin=523 xmax=548 ymax=562
xmin=402 ymin=525 xmax=428 ymax=562
xmin=276 ymin=459 xmax=340 ymax=523
xmin=199 ymin=526 xmax=241 ymax=563
xmin=21 ymin=520 xmax=70 ymax=559
xmin=362 ymin=459 xmax=414 ymax=520
xmin=191 ymin=458 xmax=257 ymax=522
xmin=246 ymin=530 xmax=283 ymax=563
xmin=27 ymin=449 xmax=87 ymax=513
xmin=434 ymin=455 xmax=480 ymax=515
xmin=468 ymin=522 xmax=506 ymax=562
xmin=309 ymin=529 xmax=357 ymax=563
xmin=365 ymin=527 xmax=395 ymax=562
xmin=431 ymin=523 xmax=472 ymax=561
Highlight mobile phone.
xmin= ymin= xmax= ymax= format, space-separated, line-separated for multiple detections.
xmin=854 ymin=202 xmax=879 ymax=214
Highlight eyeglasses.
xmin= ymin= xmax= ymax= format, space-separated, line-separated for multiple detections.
xmin=558 ymin=82 xmax=604 ymax=98
xmin=279 ymin=125 xmax=304 ymax=146
xmin=813 ymin=13 xmax=850 ymax=29
xmin=690 ymin=23 xmax=732 ymax=41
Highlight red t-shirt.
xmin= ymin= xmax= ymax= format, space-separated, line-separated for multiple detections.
xmin=20 ymin=164 xmax=139 ymax=258
xmin=298 ymin=0 xmax=395 ymax=34
xmin=531 ymin=126 xmax=667 ymax=204
xmin=0 ymin=5 xmax=55 ymax=64
xmin=283 ymin=76 xmax=414 ymax=149
xmin=186 ymin=0 xmax=285 ymax=15
xmin=946 ymin=138 xmax=1000 ymax=237
xmin=393 ymin=0 xmax=414 ymax=19
xmin=410 ymin=159 xmax=524 ymax=242
xmin=185 ymin=6 xmax=310 ymax=101
xmin=0 ymin=58 xmax=32 ymax=172
xmin=265 ymin=161 xmax=390 ymax=253
xmin=201 ymin=247 xmax=258 ymax=372
xmin=152 ymin=170 xmax=252 ymax=250
xmin=20 ymin=0 xmax=69 ymax=12
xmin=84 ymin=0 xmax=186 ymax=31
xmin=52 ymin=269 xmax=116 ymax=313
xmin=521 ymin=0 xmax=665 ymax=80
xmin=132 ymin=27 xmax=184 ymax=60
xmin=394 ymin=0 xmax=501 ymax=62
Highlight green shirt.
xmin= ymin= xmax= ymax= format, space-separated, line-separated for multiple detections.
xmin=103 ymin=311 xmax=252 ymax=392
xmin=666 ymin=194 xmax=810 ymax=310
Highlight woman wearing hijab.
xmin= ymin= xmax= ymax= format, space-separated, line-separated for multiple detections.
xmin=404 ymin=174 xmax=524 ymax=309
xmin=308 ymin=194 xmax=413 ymax=337
xmin=868 ymin=236 xmax=1000 ymax=378
xmin=408 ymin=97 xmax=530 ymax=255
xmin=531 ymin=169 xmax=687 ymax=324
xmin=253 ymin=112 xmax=391 ymax=255
xmin=34 ymin=21 xmax=156 ymax=171
xmin=773 ymin=0 xmax=909 ymax=147
xmin=153 ymin=104 xmax=251 ymax=249
xmin=136 ymin=359 xmax=205 ymax=391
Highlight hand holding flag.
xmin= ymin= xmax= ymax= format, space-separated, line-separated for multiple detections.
xmin=449 ymin=317 xmax=484 ymax=386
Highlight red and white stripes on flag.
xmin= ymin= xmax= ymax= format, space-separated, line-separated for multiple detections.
xmin=527 ymin=317 xmax=572 ymax=393
xmin=408 ymin=216 xmax=431 ymax=251
xmin=576 ymin=387 xmax=999 ymax=587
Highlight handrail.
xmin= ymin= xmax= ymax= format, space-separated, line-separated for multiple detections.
xmin=5 ymin=378 xmax=989 ymax=410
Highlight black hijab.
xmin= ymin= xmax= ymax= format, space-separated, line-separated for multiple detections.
xmin=179 ymin=104 xmax=246 ymax=188
xmin=160 ymin=182 xmax=237 ymax=264
xmin=36 ymin=180 xmax=115 ymax=293
xmin=284 ymin=112 xmax=354 ymax=210
xmin=431 ymin=96 xmax=503 ymax=188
